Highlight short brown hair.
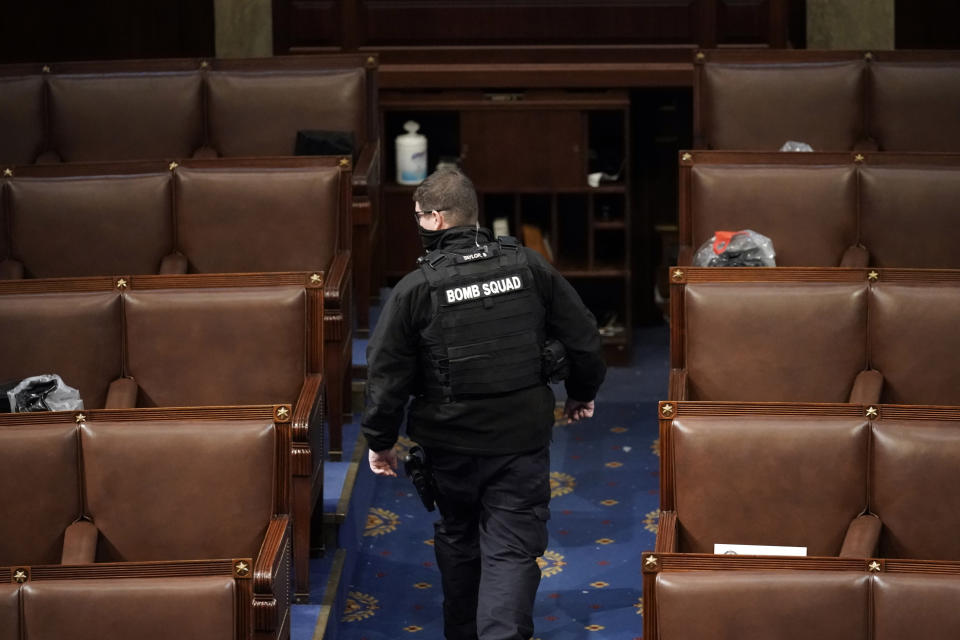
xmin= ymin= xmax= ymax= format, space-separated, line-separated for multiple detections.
xmin=413 ymin=168 xmax=478 ymax=227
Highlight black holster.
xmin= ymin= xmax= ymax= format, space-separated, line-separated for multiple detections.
xmin=404 ymin=445 xmax=437 ymax=512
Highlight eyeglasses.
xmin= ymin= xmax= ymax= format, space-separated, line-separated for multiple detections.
xmin=413 ymin=207 xmax=446 ymax=224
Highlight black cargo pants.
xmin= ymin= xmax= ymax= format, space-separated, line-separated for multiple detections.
xmin=426 ymin=445 xmax=551 ymax=640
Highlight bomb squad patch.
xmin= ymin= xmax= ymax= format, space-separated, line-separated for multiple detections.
xmin=442 ymin=274 xmax=526 ymax=305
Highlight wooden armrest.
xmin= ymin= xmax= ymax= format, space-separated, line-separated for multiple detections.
xmin=105 ymin=377 xmax=138 ymax=409
xmin=191 ymin=145 xmax=219 ymax=159
xmin=668 ymin=369 xmax=688 ymax=401
xmin=158 ymin=252 xmax=189 ymax=274
xmin=34 ymin=150 xmax=62 ymax=164
xmin=293 ymin=374 xmax=325 ymax=472
xmin=0 ymin=259 xmax=24 ymax=280
xmin=61 ymin=520 xmax=99 ymax=564
xmin=352 ymin=140 xmax=380 ymax=193
xmin=654 ymin=510 xmax=678 ymax=553
xmin=324 ymin=250 xmax=352 ymax=310
xmin=253 ymin=516 xmax=292 ymax=632
xmin=839 ymin=513 xmax=881 ymax=558
xmin=849 ymin=369 xmax=883 ymax=405
xmin=840 ymin=244 xmax=869 ymax=268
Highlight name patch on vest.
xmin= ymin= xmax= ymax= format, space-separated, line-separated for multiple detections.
xmin=443 ymin=275 xmax=525 ymax=305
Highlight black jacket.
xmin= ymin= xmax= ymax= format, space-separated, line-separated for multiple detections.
xmin=362 ymin=226 xmax=606 ymax=455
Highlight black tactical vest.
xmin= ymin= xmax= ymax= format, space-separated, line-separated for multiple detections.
xmin=417 ymin=236 xmax=546 ymax=402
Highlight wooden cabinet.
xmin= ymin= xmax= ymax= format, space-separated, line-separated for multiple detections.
xmin=380 ymin=90 xmax=633 ymax=364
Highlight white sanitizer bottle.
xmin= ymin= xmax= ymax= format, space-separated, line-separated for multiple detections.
xmin=396 ymin=120 xmax=427 ymax=185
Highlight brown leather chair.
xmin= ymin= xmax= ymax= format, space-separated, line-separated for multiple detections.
xmin=21 ymin=577 xmax=237 ymax=640
xmin=0 ymin=422 xmax=82 ymax=566
xmin=874 ymin=573 xmax=960 ymax=640
xmin=869 ymin=57 xmax=960 ymax=152
xmin=870 ymin=281 xmax=960 ymax=405
xmin=860 ymin=165 xmax=960 ymax=268
xmin=0 ymin=72 xmax=44 ymax=165
xmin=45 ymin=64 xmax=204 ymax=162
xmin=662 ymin=414 xmax=871 ymax=557
xmin=655 ymin=570 xmax=870 ymax=640
xmin=673 ymin=275 xmax=870 ymax=402
xmin=6 ymin=169 xmax=174 ymax=278
xmin=0 ymin=288 xmax=123 ymax=409
xmin=871 ymin=419 xmax=960 ymax=561
xmin=695 ymin=51 xmax=866 ymax=151
xmin=80 ymin=418 xmax=277 ymax=562
xmin=682 ymin=157 xmax=858 ymax=266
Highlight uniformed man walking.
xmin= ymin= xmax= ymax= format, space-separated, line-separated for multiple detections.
xmin=363 ymin=168 xmax=606 ymax=640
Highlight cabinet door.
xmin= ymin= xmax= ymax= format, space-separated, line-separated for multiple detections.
xmin=460 ymin=110 xmax=583 ymax=190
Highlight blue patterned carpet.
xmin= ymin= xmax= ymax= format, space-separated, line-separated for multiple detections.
xmin=328 ymin=326 xmax=667 ymax=640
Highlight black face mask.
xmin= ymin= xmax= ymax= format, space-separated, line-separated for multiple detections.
xmin=418 ymin=226 xmax=445 ymax=251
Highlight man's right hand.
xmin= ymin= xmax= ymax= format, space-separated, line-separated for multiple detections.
xmin=369 ymin=447 xmax=399 ymax=477
xmin=564 ymin=398 xmax=595 ymax=422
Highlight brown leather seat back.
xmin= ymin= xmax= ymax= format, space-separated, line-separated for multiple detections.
xmin=701 ymin=61 xmax=864 ymax=150
xmin=206 ymin=68 xmax=366 ymax=156
xmin=8 ymin=173 xmax=172 ymax=277
xmin=21 ymin=577 xmax=235 ymax=640
xmin=671 ymin=416 xmax=869 ymax=555
xmin=690 ymin=165 xmax=856 ymax=266
xmin=874 ymin=574 xmax=960 ymax=639
xmin=684 ymin=282 xmax=867 ymax=401
xmin=870 ymin=62 xmax=960 ymax=151
xmin=81 ymin=419 xmax=275 ymax=562
xmin=0 ymin=291 xmax=122 ymax=409
xmin=871 ymin=420 xmax=960 ymax=560
xmin=870 ymin=283 xmax=960 ymax=405
xmin=0 ymin=584 xmax=18 ymax=640
xmin=175 ymin=165 xmax=340 ymax=272
xmin=47 ymin=72 xmax=204 ymax=162
xmin=860 ymin=167 xmax=960 ymax=268
xmin=0 ymin=75 xmax=44 ymax=164
xmin=124 ymin=286 xmax=306 ymax=407
xmin=0 ymin=423 xmax=81 ymax=565
xmin=656 ymin=571 xmax=870 ymax=640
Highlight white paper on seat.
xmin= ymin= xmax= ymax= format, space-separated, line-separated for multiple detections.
xmin=714 ymin=543 xmax=807 ymax=556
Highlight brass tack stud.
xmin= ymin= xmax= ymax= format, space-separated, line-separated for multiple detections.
xmin=235 ymin=560 xmax=250 ymax=577
xmin=116 ymin=278 xmax=128 ymax=290
xmin=13 ymin=569 xmax=28 ymax=584
xmin=75 ymin=413 xmax=86 ymax=424
xmin=864 ymin=52 xmax=874 ymax=61
xmin=310 ymin=273 xmax=322 ymax=284
xmin=2 ymin=168 xmax=12 ymax=177
xmin=681 ymin=152 xmax=693 ymax=162
xmin=695 ymin=51 xmax=706 ymax=62
xmin=854 ymin=153 xmax=865 ymax=163
xmin=168 ymin=161 xmax=179 ymax=171
xmin=338 ymin=157 xmax=351 ymax=169
xmin=868 ymin=560 xmax=881 ymax=573
xmin=866 ymin=406 xmax=879 ymax=420
xmin=644 ymin=555 xmax=658 ymax=568
xmin=42 ymin=65 xmax=51 ymax=73
xmin=200 ymin=60 xmax=210 ymax=69
xmin=365 ymin=55 xmax=377 ymax=68
xmin=276 ymin=406 xmax=291 ymax=421
xmin=867 ymin=271 xmax=879 ymax=282
xmin=671 ymin=269 xmax=684 ymax=282
xmin=660 ymin=403 xmax=675 ymax=418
